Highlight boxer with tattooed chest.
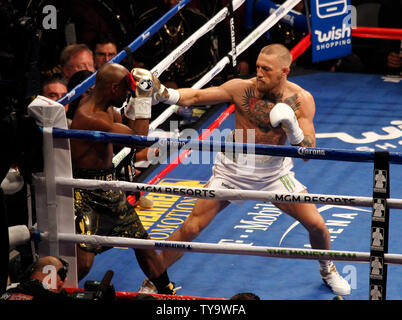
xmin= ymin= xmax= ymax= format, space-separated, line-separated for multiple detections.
xmin=238 ymin=85 xmax=310 ymax=146
xmin=133 ymin=44 xmax=351 ymax=296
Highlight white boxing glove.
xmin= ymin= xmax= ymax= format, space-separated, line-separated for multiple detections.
xmin=124 ymin=68 xmax=154 ymax=120
xmin=151 ymin=74 xmax=180 ymax=106
xmin=124 ymin=96 xmax=152 ymax=120
xmin=270 ymin=103 xmax=304 ymax=145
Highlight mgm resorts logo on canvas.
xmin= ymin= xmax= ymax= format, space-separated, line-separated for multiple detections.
xmin=310 ymin=0 xmax=353 ymax=62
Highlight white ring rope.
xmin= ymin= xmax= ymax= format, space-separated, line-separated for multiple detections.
xmin=45 ymin=233 xmax=402 ymax=265
xmin=52 ymin=177 xmax=402 ymax=209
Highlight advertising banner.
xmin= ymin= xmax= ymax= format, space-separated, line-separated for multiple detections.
xmin=310 ymin=0 xmax=352 ymax=62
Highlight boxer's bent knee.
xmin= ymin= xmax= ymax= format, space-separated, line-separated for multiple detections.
xmin=180 ymin=219 xmax=204 ymax=241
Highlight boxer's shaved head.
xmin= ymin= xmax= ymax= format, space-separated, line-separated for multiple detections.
xmin=260 ymin=44 xmax=293 ymax=67
xmin=94 ymin=63 xmax=130 ymax=106
xmin=95 ymin=63 xmax=129 ymax=90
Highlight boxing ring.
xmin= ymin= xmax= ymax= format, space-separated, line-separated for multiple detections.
xmin=17 ymin=0 xmax=402 ymax=300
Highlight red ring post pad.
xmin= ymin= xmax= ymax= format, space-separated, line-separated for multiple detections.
xmin=49 ymin=127 xmax=402 ymax=164
xmin=290 ymin=33 xmax=312 ymax=62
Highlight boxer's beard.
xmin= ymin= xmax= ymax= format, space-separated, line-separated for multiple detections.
xmin=257 ymin=74 xmax=282 ymax=92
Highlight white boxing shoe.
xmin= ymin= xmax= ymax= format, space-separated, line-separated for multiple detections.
xmin=138 ymin=278 xmax=157 ymax=294
xmin=320 ymin=263 xmax=351 ymax=296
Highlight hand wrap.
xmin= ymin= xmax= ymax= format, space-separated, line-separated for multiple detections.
xmin=151 ymin=74 xmax=180 ymax=105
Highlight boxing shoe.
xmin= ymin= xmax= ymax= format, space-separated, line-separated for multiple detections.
xmin=320 ymin=263 xmax=351 ymax=296
xmin=158 ymin=282 xmax=177 ymax=295
xmin=138 ymin=278 xmax=176 ymax=295
xmin=138 ymin=278 xmax=157 ymax=294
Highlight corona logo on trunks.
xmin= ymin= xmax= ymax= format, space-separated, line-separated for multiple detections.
xmin=310 ymin=0 xmax=352 ymax=62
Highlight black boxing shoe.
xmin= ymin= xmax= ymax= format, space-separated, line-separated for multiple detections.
xmin=158 ymin=282 xmax=176 ymax=295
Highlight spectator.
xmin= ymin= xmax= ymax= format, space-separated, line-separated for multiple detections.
xmin=230 ymin=292 xmax=261 ymax=300
xmin=60 ymin=43 xmax=95 ymax=82
xmin=41 ymin=77 xmax=68 ymax=110
xmin=93 ymin=36 xmax=118 ymax=69
xmin=1 ymin=256 xmax=72 ymax=301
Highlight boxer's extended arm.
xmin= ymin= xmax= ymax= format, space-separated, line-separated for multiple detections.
xmin=154 ymin=76 xmax=238 ymax=107
xmin=129 ymin=67 xmax=239 ymax=107
xmin=176 ymin=86 xmax=232 ymax=107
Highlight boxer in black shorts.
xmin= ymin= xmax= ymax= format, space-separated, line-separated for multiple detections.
xmin=73 ymin=168 xmax=148 ymax=253
xmin=70 ymin=63 xmax=175 ymax=294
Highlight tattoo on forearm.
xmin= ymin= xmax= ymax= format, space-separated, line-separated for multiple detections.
xmin=302 ymin=135 xmax=314 ymax=147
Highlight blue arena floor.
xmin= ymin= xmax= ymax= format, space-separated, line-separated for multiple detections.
xmin=79 ymin=72 xmax=402 ymax=300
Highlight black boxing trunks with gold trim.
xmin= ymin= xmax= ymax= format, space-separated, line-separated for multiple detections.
xmin=73 ymin=167 xmax=148 ymax=254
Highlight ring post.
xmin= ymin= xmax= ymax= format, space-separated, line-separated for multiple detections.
xmin=28 ymin=96 xmax=78 ymax=288
xmin=369 ymin=151 xmax=390 ymax=300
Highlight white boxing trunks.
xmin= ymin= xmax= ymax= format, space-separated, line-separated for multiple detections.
xmin=208 ymin=151 xmax=306 ymax=204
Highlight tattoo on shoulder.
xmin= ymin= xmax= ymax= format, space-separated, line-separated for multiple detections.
xmin=241 ymin=88 xmax=301 ymax=112
xmin=241 ymin=87 xmax=281 ymax=109
xmin=283 ymin=94 xmax=301 ymax=111
xmin=240 ymin=87 xmax=302 ymax=132
xmin=241 ymin=87 xmax=279 ymax=132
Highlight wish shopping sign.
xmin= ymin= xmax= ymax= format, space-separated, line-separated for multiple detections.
xmin=310 ymin=0 xmax=352 ymax=62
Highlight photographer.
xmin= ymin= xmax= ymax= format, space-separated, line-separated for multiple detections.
xmin=1 ymin=256 xmax=72 ymax=301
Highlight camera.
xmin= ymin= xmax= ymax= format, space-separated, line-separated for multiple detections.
xmin=69 ymin=270 xmax=116 ymax=301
